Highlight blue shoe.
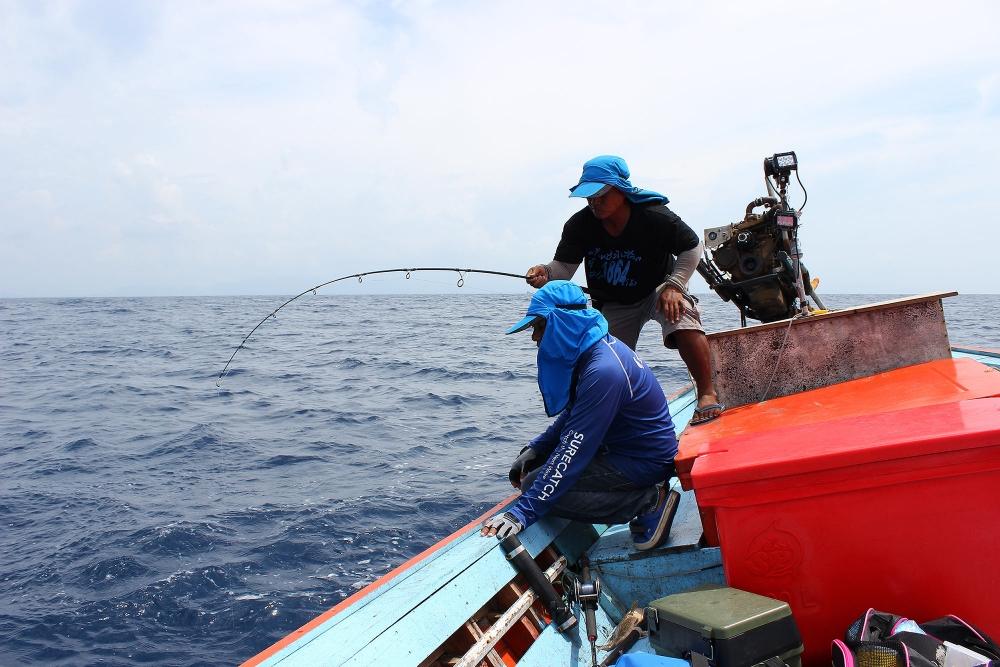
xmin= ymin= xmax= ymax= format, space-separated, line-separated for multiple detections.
xmin=631 ymin=488 xmax=680 ymax=551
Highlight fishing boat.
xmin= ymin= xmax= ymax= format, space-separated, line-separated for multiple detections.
xmin=241 ymin=291 xmax=1000 ymax=667
xmin=240 ymin=153 xmax=1000 ymax=666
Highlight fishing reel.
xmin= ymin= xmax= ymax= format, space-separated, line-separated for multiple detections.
xmin=571 ymin=557 xmax=602 ymax=667
xmin=698 ymin=150 xmax=826 ymax=324
xmin=573 ymin=567 xmax=601 ymax=610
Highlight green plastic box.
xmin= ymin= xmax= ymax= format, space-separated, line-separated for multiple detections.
xmin=647 ymin=587 xmax=804 ymax=667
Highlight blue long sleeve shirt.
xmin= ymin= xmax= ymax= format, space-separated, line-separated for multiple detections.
xmin=508 ymin=335 xmax=678 ymax=528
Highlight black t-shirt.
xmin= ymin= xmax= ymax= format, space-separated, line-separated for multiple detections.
xmin=554 ymin=204 xmax=700 ymax=305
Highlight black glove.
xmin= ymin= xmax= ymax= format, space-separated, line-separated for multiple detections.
xmin=508 ymin=447 xmax=538 ymax=488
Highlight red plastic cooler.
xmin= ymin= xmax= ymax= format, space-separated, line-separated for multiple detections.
xmin=680 ymin=362 xmax=1000 ymax=666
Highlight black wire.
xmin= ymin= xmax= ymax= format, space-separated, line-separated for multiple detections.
xmin=767 ymin=171 xmax=808 ymax=213
xmin=216 ymin=267 xmax=531 ymax=386
xmin=795 ymin=168 xmax=808 ymax=213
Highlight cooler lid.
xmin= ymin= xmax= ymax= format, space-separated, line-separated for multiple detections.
xmin=689 ymin=397 xmax=1000 ymax=491
xmin=677 ymin=359 xmax=1000 ymax=491
xmin=650 ymin=587 xmax=792 ymax=639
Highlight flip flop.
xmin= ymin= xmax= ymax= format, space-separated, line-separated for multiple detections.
xmin=690 ymin=402 xmax=725 ymax=426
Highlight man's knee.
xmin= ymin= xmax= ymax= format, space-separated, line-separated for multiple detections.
xmin=665 ymin=327 xmax=706 ymax=350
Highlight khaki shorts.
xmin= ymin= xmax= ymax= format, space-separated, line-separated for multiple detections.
xmin=599 ymin=291 xmax=705 ymax=350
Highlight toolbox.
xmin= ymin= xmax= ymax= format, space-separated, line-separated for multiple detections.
xmin=647 ymin=587 xmax=803 ymax=667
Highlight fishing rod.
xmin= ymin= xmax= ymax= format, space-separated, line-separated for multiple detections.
xmin=216 ymin=267 xmax=531 ymax=387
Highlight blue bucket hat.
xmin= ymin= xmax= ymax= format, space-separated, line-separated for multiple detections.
xmin=568 ymin=155 xmax=669 ymax=205
xmin=506 ymin=281 xmax=609 ymax=416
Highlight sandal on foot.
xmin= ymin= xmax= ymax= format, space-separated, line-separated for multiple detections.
xmin=690 ymin=402 xmax=725 ymax=426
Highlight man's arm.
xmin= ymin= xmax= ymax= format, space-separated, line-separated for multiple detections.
xmin=526 ymin=260 xmax=580 ymax=288
xmin=526 ymin=215 xmax=588 ymax=288
xmin=657 ymin=239 xmax=702 ymax=295
xmin=526 ymin=411 xmax=569 ymax=459
xmin=656 ymin=232 xmax=704 ymax=322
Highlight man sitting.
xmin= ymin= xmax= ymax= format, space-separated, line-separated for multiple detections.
xmin=481 ymin=281 xmax=680 ymax=551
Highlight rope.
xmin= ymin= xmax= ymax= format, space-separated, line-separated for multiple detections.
xmin=759 ymin=312 xmax=805 ymax=402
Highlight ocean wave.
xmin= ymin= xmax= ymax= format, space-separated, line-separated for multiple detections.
xmin=336 ymin=357 xmax=366 ymax=369
xmin=246 ymin=538 xmax=335 ymax=569
xmin=259 ymin=454 xmax=327 ymax=468
xmin=127 ymin=521 xmax=235 ymax=557
xmin=210 ymin=503 xmax=303 ymax=527
xmin=411 ymin=366 xmax=524 ymax=381
xmin=304 ymin=440 xmax=362 ymax=454
xmin=28 ymin=458 xmax=96 ymax=477
xmin=77 ymin=555 xmax=155 ymax=589
xmin=401 ymin=391 xmax=484 ymax=407
xmin=64 ymin=437 xmax=98 ymax=451
xmin=442 ymin=425 xmax=480 ymax=438
xmin=143 ymin=425 xmax=230 ymax=458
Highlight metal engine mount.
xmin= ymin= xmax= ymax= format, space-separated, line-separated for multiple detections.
xmin=697 ymin=151 xmax=826 ymax=324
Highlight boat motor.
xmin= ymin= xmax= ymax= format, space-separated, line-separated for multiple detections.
xmin=499 ymin=535 xmax=577 ymax=633
xmin=697 ymin=150 xmax=827 ymax=324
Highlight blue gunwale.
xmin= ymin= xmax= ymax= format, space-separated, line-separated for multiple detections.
xmin=241 ymin=494 xmax=518 ymax=665
xmin=951 ymin=345 xmax=1000 ymax=368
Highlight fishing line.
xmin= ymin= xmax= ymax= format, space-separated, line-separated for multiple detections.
xmin=217 ymin=267 xmax=535 ymax=387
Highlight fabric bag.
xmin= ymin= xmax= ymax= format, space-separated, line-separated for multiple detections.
xmin=832 ymin=608 xmax=1000 ymax=667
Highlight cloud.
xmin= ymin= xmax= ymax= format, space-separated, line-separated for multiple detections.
xmin=1 ymin=0 xmax=998 ymax=296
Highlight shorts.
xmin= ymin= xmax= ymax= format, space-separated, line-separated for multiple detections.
xmin=600 ymin=290 xmax=705 ymax=350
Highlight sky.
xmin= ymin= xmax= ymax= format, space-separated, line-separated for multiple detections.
xmin=2 ymin=0 xmax=999 ymax=298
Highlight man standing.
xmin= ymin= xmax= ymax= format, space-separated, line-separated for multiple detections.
xmin=481 ymin=281 xmax=680 ymax=551
xmin=526 ymin=155 xmax=723 ymax=425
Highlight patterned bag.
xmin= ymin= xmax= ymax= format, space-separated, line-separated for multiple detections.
xmin=832 ymin=609 xmax=1000 ymax=667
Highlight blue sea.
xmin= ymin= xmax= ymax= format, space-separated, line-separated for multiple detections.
xmin=1 ymin=292 xmax=997 ymax=666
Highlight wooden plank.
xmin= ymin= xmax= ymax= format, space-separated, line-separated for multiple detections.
xmin=588 ymin=485 xmax=703 ymax=566
xmin=588 ymin=484 xmax=722 ymax=615
xmin=593 ymin=547 xmax=725 ymax=612
xmin=455 ymin=557 xmax=566 ymax=667
xmin=514 ymin=601 xmax=620 ymax=667
xmin=507 ymin=581 xmax=546 ymax=633
xmin=278 ymin=518 xmax=568 ymax=666
xmin=461 ymin=620 xmax=505 ymax=667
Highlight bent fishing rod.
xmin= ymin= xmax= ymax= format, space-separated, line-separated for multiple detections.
xmin=217 ymin=267 xmax=533 ymax=387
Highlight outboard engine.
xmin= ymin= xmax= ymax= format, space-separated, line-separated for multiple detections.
xmin=698 ymin=151 xmax=826 ymax=324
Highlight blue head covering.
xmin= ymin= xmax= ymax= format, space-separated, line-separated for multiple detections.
xmin=506 ymin=281 xmax=609 ymax=416
xmin=568 ymin=155 xmax=669 ymax=205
